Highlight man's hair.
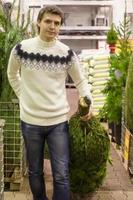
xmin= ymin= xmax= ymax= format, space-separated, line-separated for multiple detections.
xmin=37 ymin=5 xmax=64 ymax=32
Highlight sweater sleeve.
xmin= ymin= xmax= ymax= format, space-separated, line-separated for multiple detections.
xmin=68 ymin=51 xmax=93 ymax=104
xmin=7 ymin=46 xmax=21 ymax=99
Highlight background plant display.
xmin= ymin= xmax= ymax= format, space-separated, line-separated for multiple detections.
xmin=125 ymin=49 xmax=133 ymax=174
xmin=123 ymin=1 xmax=133 ymax=135
xmin=69 ymin=114 xmax=110 ymax=199
xmin=100 ymin=14 xmax=132 ymax=145
xmin=100 ymin=55 xmax=123 ymax=124
xmin=125 ymin=54 xmax=133 ymax=134
xmin=0 ymin=0 xmax=31 ymax=188
xmin=0 ymin=0 xmax=30 ymax=101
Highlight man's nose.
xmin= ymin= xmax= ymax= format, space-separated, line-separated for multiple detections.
xmin=50 ymin=22 xmax=55 ymax=29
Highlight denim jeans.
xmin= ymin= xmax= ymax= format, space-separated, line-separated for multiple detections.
xmin=21 ymin=120 xmax=70 ymax=200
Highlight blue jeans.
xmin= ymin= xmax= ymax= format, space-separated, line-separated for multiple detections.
xmin=21 ymin=121 xmax=70 ymax=200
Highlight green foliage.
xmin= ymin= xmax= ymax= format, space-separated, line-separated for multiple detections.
xmin=106 ymin=24 xmax=118 ymax=45
xmin=0 ymin=0 xmax=32 ymax=184
xmin=100 ymin=55 xmax=123 ymax=124
xmin=116 ymin=15 xmax=132 ymax=84
xmin=0 ymin=0 xmax=31 ymax=101
xmin=69 ymin=115 xmax=110 ymax=198
xmin=125 ymin=54 xmax=133 ymax=133
xmin=100 ymin=15 xmax=132 ymax=124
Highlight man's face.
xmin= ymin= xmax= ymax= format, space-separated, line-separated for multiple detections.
xmin=37 ymin=12 xmax=61 ymax=42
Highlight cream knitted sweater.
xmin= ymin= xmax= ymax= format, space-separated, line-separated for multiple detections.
xmin=7 ymin=36 xmax=92 ymax=125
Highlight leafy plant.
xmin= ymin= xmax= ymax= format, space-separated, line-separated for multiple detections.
xmin=125 ymin=54 xmax=133 ymax=134
xmin=69 ymin=115 xmax=110 ymax=198
xmin=0 ymin=0 xmax=32 ymax=187
xmin=106 ymin=23 xmax=118 ymax=45
xmin=100 ymin=13 xmax=132 ymax=124
xmin=100 ymin=55 xmax=123 ymax=124
xmin=0 ymin=0 xmax=31 ymax=101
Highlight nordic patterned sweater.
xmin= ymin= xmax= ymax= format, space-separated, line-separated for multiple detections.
xmin=7 ymin=36 xmax=92 ymax=126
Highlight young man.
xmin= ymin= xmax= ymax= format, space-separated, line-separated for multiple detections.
xmin=7 ymin=5 xmax=92 ymax=200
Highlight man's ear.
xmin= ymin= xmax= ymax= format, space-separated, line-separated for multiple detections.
xmin=37 ymin=21 xmax=40 ymax=27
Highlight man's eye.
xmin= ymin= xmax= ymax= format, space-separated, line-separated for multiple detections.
xmin=44 ymin=20 xmax=51 ymax=24
xmin=55 ymin=22 xmax=60 ymax=26
xmin=44 ymin=19 xmax=60 ymax=26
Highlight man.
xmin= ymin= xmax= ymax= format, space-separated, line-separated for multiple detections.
xmin=7 ymin=5 xmax=92 ymax=200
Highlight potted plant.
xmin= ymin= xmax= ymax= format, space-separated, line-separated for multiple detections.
xmin=100 ymin=15 xmax=132 ymax=146
xmin=106 ymin=24 xmax=118 ymax=53
xmin=100 ymin=68 xmax=122 ymax=145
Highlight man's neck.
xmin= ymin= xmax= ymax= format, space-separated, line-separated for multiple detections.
xmin=39 ymin=35 xmax=55 ymax=43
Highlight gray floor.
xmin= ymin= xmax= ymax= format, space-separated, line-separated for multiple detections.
xmin=4 ymin=89 xmax=133 ymax=199
xmin=4 ymin=142 xmax=133 ymax=200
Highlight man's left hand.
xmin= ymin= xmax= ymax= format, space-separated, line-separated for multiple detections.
xmin=80 ymin=111 xmax=92 ymax=121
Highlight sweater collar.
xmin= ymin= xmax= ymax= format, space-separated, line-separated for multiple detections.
xmin=36 ymin=36 xmax=56 ymax=47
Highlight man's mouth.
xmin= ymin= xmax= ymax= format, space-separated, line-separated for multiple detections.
xmin=48 ymin=31 xmax=56 ymax=34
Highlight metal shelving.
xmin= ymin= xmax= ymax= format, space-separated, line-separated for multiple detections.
xmin=41 ymin=1 xmax=114 ymax=6
xmin=59 ymin=35 xmax=107 ymax=40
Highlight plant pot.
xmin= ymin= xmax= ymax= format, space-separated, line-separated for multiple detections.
xmin=108 ymin=122 xmax=116 ymax=142
xmin=108 ymin=122 xmax=115 ymax=136
xmin=122 ymin=127 xmax=132 ymax=171
xmin=128 ymin=131 xmax=133 ymax=174
xmin=109 ymin=44 xmax=116 ymax=54
xmin=114 ymin=123 xmax=121 ymax=145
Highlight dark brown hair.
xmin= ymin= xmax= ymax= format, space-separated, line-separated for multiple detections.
xmin=37 ymin=5 xmax=64 ymax=32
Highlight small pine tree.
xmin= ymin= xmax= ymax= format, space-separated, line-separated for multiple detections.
xmin=100 ymin=12 xmax=132 ymax=124
xmin=125 ymin=54 xmax=133 ymax=133
xmin=69 ymin=114 xmax=110 ymax=199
